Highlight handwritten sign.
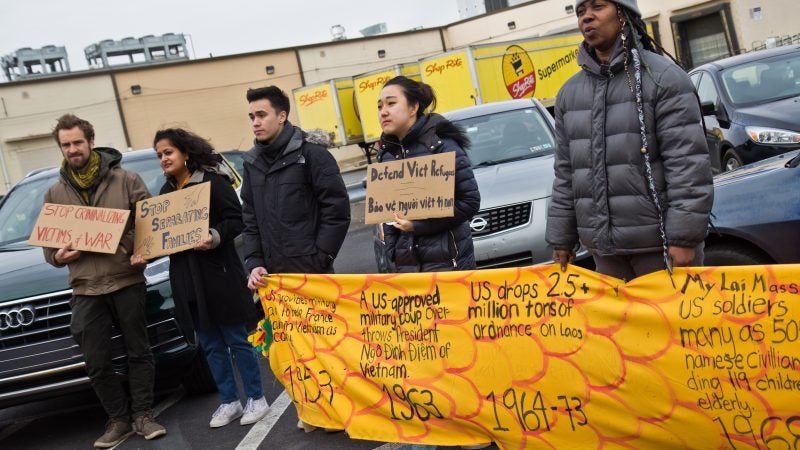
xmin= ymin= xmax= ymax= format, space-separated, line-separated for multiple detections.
xmin=133 ymin=182 xmax=210 ymax=259
xmin=365 ymin=152 xmax=455 ymax=224
xmin=252 ymin=264 xmax=800 ymax=449
xmin=28 ymin=204 xmax=130 ymax=254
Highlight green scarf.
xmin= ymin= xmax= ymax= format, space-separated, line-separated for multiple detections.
xmin=63 ymin=150 xmax=101 ymax=204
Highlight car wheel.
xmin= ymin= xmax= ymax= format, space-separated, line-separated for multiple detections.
xmin=704 ymin=243 xmax=773 ymax=266
xmin=181 ymin=349 xmax=218 ymax=394
xmin=722 ymin=149 xmax=743 ymax=171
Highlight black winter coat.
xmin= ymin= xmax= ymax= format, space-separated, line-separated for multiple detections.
xmin=162 ymin=170 xmax=255 ymax=331
xmin=379 ymin=114 xmax=481 ymax=272
xmin=241 ymin=124 xmax=351 ymax=274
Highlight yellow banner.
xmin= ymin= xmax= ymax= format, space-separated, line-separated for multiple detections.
xmin=255 ymin=265 xmax=800 ymax=449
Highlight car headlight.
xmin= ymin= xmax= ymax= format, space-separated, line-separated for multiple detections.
xmin=745 ymin=126 xmax=800 ymax=145
xmin=144 ymin=257 xmax=170 ymax=285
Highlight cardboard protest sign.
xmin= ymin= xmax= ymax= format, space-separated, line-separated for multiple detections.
xmin=365 ymin=152 xmax=456 ymax=224
xmin=133 ymin=182 xmax=210 ymax=259
xmin=251 ymin=264 xmax=800 ymax=449
xmin=28 ymin=204 xmax=130 ymax=254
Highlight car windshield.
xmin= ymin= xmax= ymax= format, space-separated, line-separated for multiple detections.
xmin=123 ymin=156 xmax=166 ymax=195
xmin=454 ymin=107 xmax=555 ymax=168
xmin=0 ymin=176 xmax=53 ymax=246
xmin=0 ymin=155 xmax=164 ymax=247
xmin=223 ymin=151 xmax=245 ymax=175
xmin=721 ymin=52 xmax=800 ymax=105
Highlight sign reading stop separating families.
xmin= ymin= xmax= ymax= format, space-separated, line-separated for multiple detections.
xmin=133 ymin=182 xmax=210 ymax=259
xmin=28 ymin=204 xmax=130 ymax=254
xmin=365 ymin=152 xmax=456 ymax=224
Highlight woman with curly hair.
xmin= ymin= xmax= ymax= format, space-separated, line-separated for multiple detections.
xmin=133 ymin=128 xmax=268 ymax=428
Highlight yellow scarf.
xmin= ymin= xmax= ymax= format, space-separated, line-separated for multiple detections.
xmin=63 ymin=151 xmax=101 ymax=204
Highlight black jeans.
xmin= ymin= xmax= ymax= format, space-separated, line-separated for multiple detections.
xmin=70 ymin=282 xmax=154 ymax=421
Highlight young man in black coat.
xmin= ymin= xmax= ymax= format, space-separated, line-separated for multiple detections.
xmin=241 ymin=85 xmax=350 ymax=433
xmin=241 ymin=86 xmax=350 ymax=281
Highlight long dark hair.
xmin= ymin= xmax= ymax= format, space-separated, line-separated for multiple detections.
xmin=383 ymin=76 xmax=437 ymax=118
xmin=153 ymin=128 xmax=222 ymax=175
xmin=618 ymin=5 xmax=682 ymax=68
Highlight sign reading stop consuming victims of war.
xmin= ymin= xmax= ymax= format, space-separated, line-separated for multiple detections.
xmin=364 ymin=152 xmax=456 ymax=224
xmin=252 ymin=264 xmax=800 ymax=449
xmin=133 ymin=182 xmax=210 ymax=259
xmin=28 ymin=203 xmax=130 ymax=254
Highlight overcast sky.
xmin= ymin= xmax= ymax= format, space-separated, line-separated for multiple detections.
xmin=0 ymin=0 xmax=460 ymax=74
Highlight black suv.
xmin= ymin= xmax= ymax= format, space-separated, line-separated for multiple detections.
xmin=0 ymin=149 xmax=220 ymax=408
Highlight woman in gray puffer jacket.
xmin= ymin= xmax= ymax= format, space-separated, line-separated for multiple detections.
xmin=546 ymin=0 xmax=713 ymax=280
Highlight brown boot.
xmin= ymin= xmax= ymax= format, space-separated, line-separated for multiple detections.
xmin=93 ymin=419 xmax=133 ymax=448
xmin=133 ymin=413 xmax=167 ymax=440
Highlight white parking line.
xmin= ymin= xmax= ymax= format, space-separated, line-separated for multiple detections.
xmin=236 ymin=390 xmax=292 ymax=450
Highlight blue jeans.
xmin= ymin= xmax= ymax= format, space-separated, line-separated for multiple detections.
xmin=198 ymin=324 xmax=264 ymax=403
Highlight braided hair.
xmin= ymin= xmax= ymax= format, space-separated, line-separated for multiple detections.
xmin=616 ymin=3 xmax=674 ymax=275
xmin=618 ymin=6 xmax=682 ymax=68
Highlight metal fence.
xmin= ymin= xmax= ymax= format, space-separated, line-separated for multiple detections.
xmin=750 ymin=33 xmax=800 ymax=52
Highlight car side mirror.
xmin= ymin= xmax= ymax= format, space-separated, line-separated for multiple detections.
xmin=700 ymin=101 xmax=716 ymax=116
xmin=714 ymin=102 xmax=731 ymax=125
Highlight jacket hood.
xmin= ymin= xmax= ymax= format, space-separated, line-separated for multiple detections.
xmin=304 ymin=128 xmax=333 ymax=148
xmin=168 ymin=160 xmax=235 ymax=189
xmin=380 ymin=113 xmax=470 ymax=154
xmin=577 ymin=38 xmax=628 ymax=77
xmin=58 ymin=147 xmax=122 ymax=186
xmin=423 ymin=113 xmax=471 ymax=150
xmin=96 ymin=147 xmax=123 ymax=168
xmin=205 ymin=161 xmax=236 ymax=183
xmin=245 ymin=121 xmax=331 ymax=164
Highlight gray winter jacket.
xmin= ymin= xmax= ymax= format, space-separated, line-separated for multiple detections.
xmin=546 ymin=41 xmax=713 ymax=256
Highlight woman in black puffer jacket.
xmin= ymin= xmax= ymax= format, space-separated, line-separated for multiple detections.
xmin=377 ymin=76 xmax=481 ymax=272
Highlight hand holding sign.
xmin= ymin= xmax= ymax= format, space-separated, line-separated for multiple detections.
xmin=391 ymin=213 xmax=414 ymax=232
xmin=193 ymin=232 xmax=213 ymax=251
xmin=54 ymin=243 xmax=81 ymax=264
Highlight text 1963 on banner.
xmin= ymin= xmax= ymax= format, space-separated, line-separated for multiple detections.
xmin=255 ymin=264 xmax=800 ymax=449
xmin=134 ymin=182 xmax=209 ymax=259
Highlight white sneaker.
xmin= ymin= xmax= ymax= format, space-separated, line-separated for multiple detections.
xmin=209 ymin=401 xmax=243 ymax=428
xmin=240 ymin=397 xmax=269 ymax=425
xmin=297 ymin=419 xmax=317 ymax=432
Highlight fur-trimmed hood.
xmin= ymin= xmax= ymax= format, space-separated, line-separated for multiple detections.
xmin=380 ymin=113 xmax=470 ymax=157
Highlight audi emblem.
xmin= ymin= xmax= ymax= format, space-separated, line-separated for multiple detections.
xmin=0 ymin=305 xmax=36 ymax=331
xmin=470 ymin=217 xmax=489 ymax=232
